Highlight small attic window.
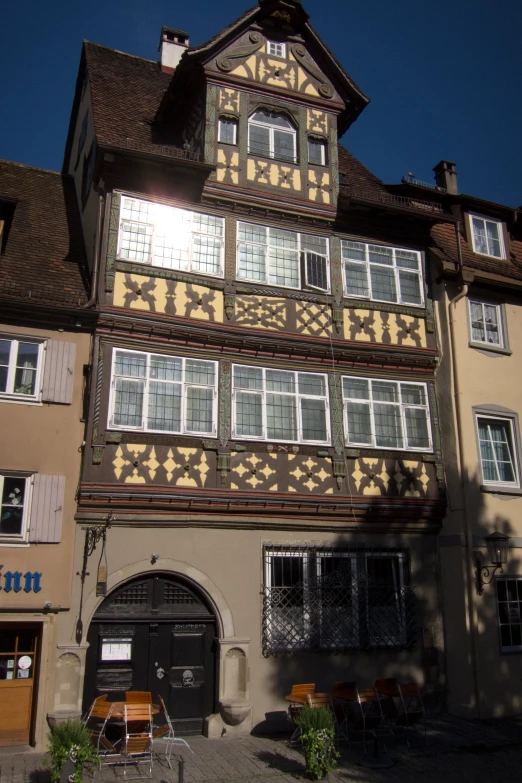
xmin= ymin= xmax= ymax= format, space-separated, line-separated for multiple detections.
xmin=339 ymin=172 xmax=348 ymax=185
xmin=267 ymin=41 xmax=286 ymax=58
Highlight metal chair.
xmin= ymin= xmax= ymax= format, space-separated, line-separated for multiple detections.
xmin=82 ymin=694 xmax=108 ymax=723
xmin=374 ymin=677 xmax=401 ymax=731
xmin=286 ymin=683 xmax=315 ymax=746
xmin=85 ymin=702 xmax=122 ymax=771
xmin=152 ymin=694 xmax=192 ymax=769
xmin=356 ymin=686 xmax=389 ymax=751
xmin=396 ymin=681 xmax=427 ymax=746
xmin=123 ymin=703 xmax=153 ymax=779
xmin=306 ymin=692 xmax=341 ymax=747
xmin=331 ymin=682 xmax=357 ymax=743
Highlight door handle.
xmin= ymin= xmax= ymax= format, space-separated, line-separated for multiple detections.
xmin=156 ymin=666 xmax=166 ymax=680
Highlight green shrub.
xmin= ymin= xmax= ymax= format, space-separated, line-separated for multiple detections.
xmin=45 ymin=719 xmax=99 ymax=783
xmin=295 ymin=705 xmax=335 ymax=732
xmin=295 ymin=706 xmax=339 ymax=780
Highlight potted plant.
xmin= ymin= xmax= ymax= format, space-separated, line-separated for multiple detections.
xmin=45 ymin=719 xmax=99 ymax=783
xmin=295 ymin=705 xmax=339 ymax=780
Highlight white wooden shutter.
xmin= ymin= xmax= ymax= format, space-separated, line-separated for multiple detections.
xmin=28 ymin=474 xmax=65 ymax=543
xmin=41 ymin=340 xmax=76 ymax=404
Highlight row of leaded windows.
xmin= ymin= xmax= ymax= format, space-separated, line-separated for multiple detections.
xmin=108 ymin=350 xmax=432 ymax=450
xmin=117 ymin=196 xmax=425 ymax=302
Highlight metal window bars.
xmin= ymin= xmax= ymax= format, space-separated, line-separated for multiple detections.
xmin=262 ymin=546 xmax=416 ymax=657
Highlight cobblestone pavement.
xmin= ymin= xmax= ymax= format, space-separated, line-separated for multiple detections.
xmin=2 ymin=715 xmax=522 ymax=783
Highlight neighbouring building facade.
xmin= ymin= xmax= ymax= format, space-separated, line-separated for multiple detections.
xmin=0 ymin=161 xmax=94 ymax=747
xmin=52 ymin=0 xmax=453 ymax=736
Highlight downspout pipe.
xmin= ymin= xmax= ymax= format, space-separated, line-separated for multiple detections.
xmin=447 ymin=219 xmax=480 ymax=717
xmin=82 ymin=193 xmax=104 ymax=309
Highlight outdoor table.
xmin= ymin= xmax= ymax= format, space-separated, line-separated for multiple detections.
xmin=106 ymin=701 xmax=161 ymax=719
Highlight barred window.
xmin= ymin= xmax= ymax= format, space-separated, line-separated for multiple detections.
xmin=342 ymin=377 xmax=432 ymax=451
xmin=109 ymin=349 xmax=217 ymax=435
xmin=232 ymin=365 xmax=329 ymax=445
xmin=342 ymin=240 xmax=423 ymax=306
xmin=262 ymin=547 xmax=415 ymax=656
xmin=237 ymin=221 xmax=329 ymax=292
xmin=117 ymin=196 xmax=224 ymax=277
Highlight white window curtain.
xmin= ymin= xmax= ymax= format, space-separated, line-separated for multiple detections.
xmin=342 ymin=240 xmax=423 ymax=306
xmin=0 ymin=339 xmax=42 ymax=398
xmin=343 ymin=377 xmax=431 ymax=450
xmin=118 ymin=197 xmax=224 ymax=276
xmin=110 ymin=349 xmax=217 ymax=435
xmin=248 ymin=110 xmax=296 ymax=162
xmin=469 ymin=300 xmax=502 ymax=345
xmin=471 ymin=216 xmax=503 ymax=258
xmin=233 ymin=365 xmax=329 ymax=444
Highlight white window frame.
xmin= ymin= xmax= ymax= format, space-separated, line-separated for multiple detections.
xmin=218 ymin=117 xmax=238 ymax=145
xmin=232 ymin=364 xmax=330 ymax=445
xmin=0 ymin=337 xmax=44 ymax=403
xmin=247 ymin=112 xmax=296 ymax=163
xmin=496 ymin=577 xmax=522 ymax=652
xmin=476 ymin=414 xmax=520 ymax=488
xmin=0 ymin=474 xmax=32 ymax=545
xmin=265 ymin=549 xmax=311 ymax=651
xmin=308 ymin=137 xmax=326 ymax=166
xmin=341 ymin=240 xmax=424 ymax=307
xmin=116 ymin=195 xmax=225 ymax=278
xmin=108 ymin=348 xmax=218 ymax=436
xmin=342 ymin=377 xmax=432 ymax=452
xmin=470 ymin=214 xmax=506 ymax=260
xmin=236 ymin=221 xmax=330 ymax=292
xmin=267 ymin=41 xmax=286 ymax=58
xmin=365 ymin=551 xmax=406 ymax=647
xmin=468 ymin=299 xmax=505 ymax=348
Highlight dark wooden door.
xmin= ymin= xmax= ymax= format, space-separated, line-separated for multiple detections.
xmin=84 ymin=574 xmax=216 ymax=734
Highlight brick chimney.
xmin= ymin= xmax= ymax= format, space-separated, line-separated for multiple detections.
xmin=159 ymin=27 xmax=189 ymax=73
xmin=433 ymin=160 xmax=458 ymax=195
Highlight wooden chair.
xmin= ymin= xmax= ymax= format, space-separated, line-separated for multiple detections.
xmin=123 ymin=703 xmax=153 ymax=779
xmin=286 ymin=684 xmax=315 ymax=746
xmin=374 ymin=678 xmax=401 ymax=727
xmin=82 ymin=694 xmax=108 ymax=723
xmin=331 ymin=682 xmax=357 ymax=743
xmin=396 ymin=682 xmax=427 ymax=746
xmin=86 ymin=702 xmax=122 ymax=770
xmin=152 ymin=694 xmax=192 ymax=769
xmin=125 ymin=691 xmax=153 ymax=704
xmin=357 ymin=687 xmax=388 ymax=751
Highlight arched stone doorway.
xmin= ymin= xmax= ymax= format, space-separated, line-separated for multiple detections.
xmin=83 ymin=572 xmax=216 ymax=734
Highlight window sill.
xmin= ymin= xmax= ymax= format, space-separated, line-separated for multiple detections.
xmin=471 ymin=249 xmax=507 ymax=261
xmin=480 ymin=484 xmax=522 ymax=496
xmin=0 ymin=394 xmax=41 ymax=406
xmin=342 ymin=295 xmax=425 ymax=310
xmin=0 ymin=540 xmax=30 ymax=547
xmin=115 ymin=257 xmax=225 ymax=280
xmin=247 ymin=151 xmax=298 ymax=166
xmin=218 ymin=141 xmax=238 ymax=148
xmin=469 ymin=341 xmax=512 ymax=356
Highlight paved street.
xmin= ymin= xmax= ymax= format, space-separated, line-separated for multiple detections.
xmin=2 ymin=714 xmax=522 ymax=783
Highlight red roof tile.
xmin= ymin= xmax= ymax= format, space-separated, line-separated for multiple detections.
xmin=0 ymin=160 xmax=89 ymax=307
xmin=431 ymin=222 xmax=522 ymax=284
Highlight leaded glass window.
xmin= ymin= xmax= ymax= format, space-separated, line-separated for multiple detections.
xmin=109 ymin=349 xmax=217 ymax=435
xmin=237 ymin=222 xmax=329 ymax=291
xmin=248 ymin=110 xmax=296 ymax=162
xmin=342 ymin=240 xmax=423 ymax=306
xmin=118 ymin=196 xmax=224 ymax=277
xmin=232 ymin=365 xmax=329 ymax=444
xmin=342 ymin=377 xmax=432 ymax=451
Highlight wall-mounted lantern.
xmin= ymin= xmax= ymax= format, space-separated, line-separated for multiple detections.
xmin=475 ymin=531 xmax=510 ymax=595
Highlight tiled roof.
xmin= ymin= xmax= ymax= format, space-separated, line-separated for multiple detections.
xmin=338 ymin=145 xmax=386 ymax=195
xmin=0 ymin=160 xmax=89 ymax=307
xmin=430 ymin=222 xmax=522 ymax=284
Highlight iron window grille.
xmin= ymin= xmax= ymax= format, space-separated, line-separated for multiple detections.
xmin=237 ymin=221 xmax=330 ymax=292
xmin=342 ymin=377 xmax=432 ymax=451
xmin=117 ymin=195 xmax=225 ymax=277
xmin=262 ymin=546 xmax=416 ymax=656
xmin=342 ymin=240 xmax=424 ymax=307
xmin=470 ymin=214 xmax=505 ymax=259
xmin=248 ymin=110 xmax=296 ymax=162
xmin=232 ymin=365 xmax=330 ymax=445
xmin=108 ymin=348 xmax=218 ymax=435
xmin=0 ymin=337 xmax=44 ymax=401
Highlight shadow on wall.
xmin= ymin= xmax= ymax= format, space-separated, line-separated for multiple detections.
xmin=253 ymin=477 xmax=521 ymax=733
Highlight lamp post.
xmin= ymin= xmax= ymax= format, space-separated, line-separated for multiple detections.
xmin=475 ymin=531 xmax=510 ymax=595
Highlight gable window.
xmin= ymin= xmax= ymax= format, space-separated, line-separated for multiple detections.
xmin=262 ymin=546 xmax=414 ymax=656
xmin=342 ymin=240 xmax=424 ymax=306
xmin=308 ymin=138 xmax=326 ymax=166
xmin=476 ymin=416 xmax=519 ymax=486
xmin=267 ymin=41 xmax=286 ymax=58
xmin=218 ymin=117 xmax=238 ymax=145
xmin=342 ymin=377 xmax=432 ymax=451
xmin=237 ymin=221 xmax=329 ymax=292
xmin=118 ymin=197 xmax=224 ymax=277
xmin=109 ymin=349 xmax=217 ymax=435
xmin=0 ymin=339 xmax=43 ymax=400
xmin=470 ymin=215 xmax=505 ymax=259
xmin=496 ymin=578 xmax=522 ymax=652
xmin=232 ymin=365 xmax=329 ymax=444
xmin=248 ymin=110 xmax=296 ymax=163
xmin=0 ymin=475 xmax=30 ymax=541
xmin=469 ymin=300 xmax=504 ymax=347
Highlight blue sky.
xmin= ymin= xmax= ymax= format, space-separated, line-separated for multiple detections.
xmin=1 ymin=0 xmax=521 ymax=206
